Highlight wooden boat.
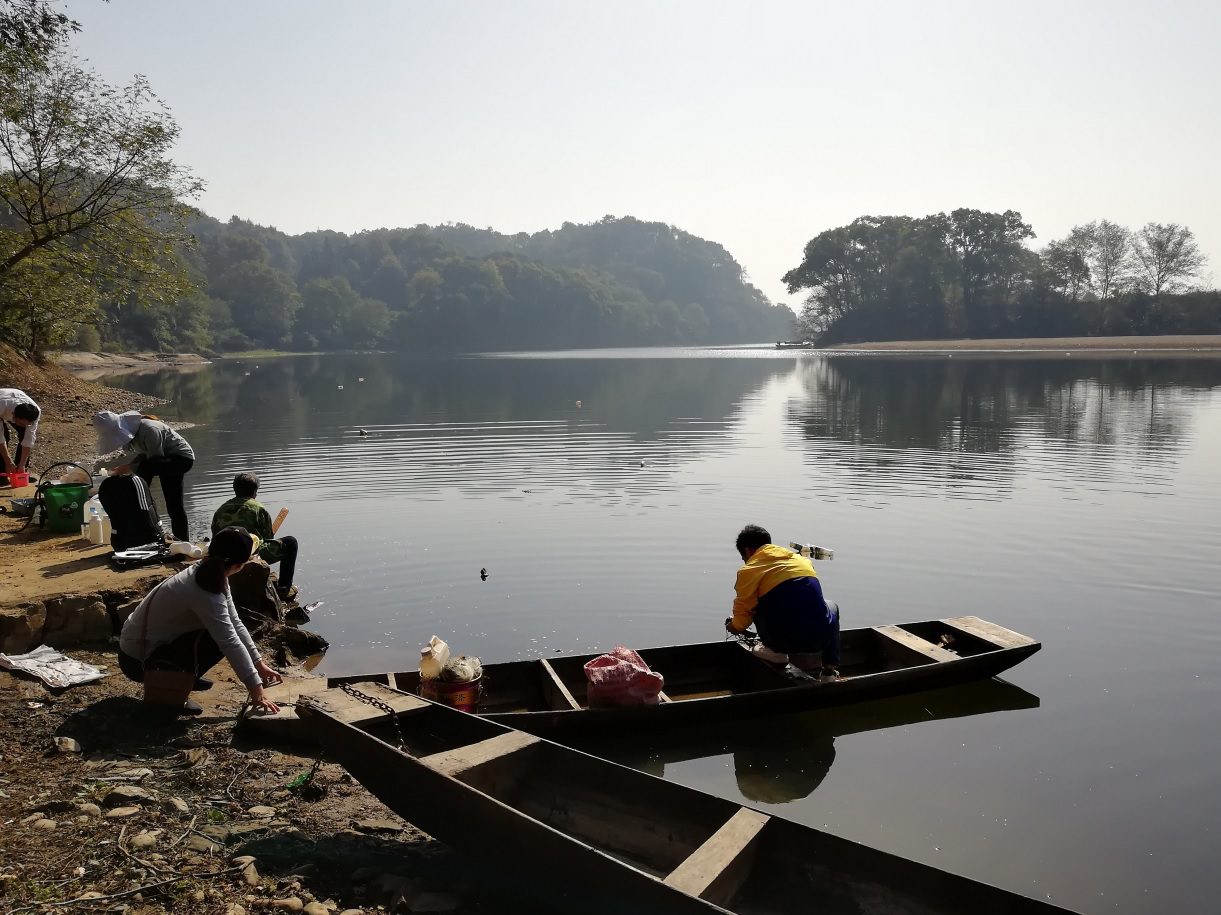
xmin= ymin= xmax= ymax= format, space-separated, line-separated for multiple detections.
xmin=774 ymin=339 xmax=816 ymax=349
xmin=298 ymin=681 xmax=1073 ymax=914
xmin=325 ymin=616 xmax=1041 ymax=736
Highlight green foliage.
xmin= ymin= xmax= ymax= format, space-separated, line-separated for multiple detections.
xmin=0 ymin=44 xmax=201 ymax=356
xmin=785 ymin=211 xmax=1213 ymax=343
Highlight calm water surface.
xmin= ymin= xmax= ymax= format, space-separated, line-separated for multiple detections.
xmin=108 ymin=348 xmax=1221 ymax=914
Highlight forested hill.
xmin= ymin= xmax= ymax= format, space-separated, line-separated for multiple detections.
xmin=93 ymin=215 xmax=794 ymax=354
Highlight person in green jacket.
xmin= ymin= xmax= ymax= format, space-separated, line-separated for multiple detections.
xmin=211 ymin=472 xmax=299 ymax=600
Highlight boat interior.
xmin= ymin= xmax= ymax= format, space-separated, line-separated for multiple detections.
xmin=329 ymin=617 xmax=1015 ymax=714
xmin=323 ymin=686 xmax=1047 ymax=915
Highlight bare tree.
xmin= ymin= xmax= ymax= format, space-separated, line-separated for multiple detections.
xmin=1131 ymin=223 xmax=1206 ymax=302
xmin=1077 ymin=219 xmax=1132 ymax=303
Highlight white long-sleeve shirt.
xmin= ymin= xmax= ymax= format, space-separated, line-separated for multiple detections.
xmin=96 ymin=418 xmax=194 ymax=471
xmin=0 ymin=388 xmax=39 ymax=448
xmin=119 ymin=565 xmax=263 ymax=689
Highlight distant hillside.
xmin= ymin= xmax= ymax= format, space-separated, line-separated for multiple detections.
xmin=90 ymin=215 xmax=794 ymax=353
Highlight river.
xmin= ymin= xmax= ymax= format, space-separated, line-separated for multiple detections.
xmin=104 ymin=346 xmax=1221 ymax=913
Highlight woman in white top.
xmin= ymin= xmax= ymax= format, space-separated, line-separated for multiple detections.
xmin=94 ymin=410 xmax=196 ymax=540
xmin=118 ymin=526 xmax=281 ymax=716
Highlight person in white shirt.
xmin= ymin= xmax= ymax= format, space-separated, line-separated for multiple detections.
xmin=0 ymin=388 xmax=41 ymax=476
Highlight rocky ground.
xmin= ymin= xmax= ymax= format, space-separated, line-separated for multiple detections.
xmin=0 ymin=652 xmax=488 ymax=914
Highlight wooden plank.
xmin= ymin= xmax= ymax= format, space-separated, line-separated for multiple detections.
xmin=386 ymin=672 xmax=400 ymax=691
xmin=943 ymin=615 xmax=1037 ymax=649
xmin=539 ymin=658 xmax=581 ymax=711
xmin=664 ymin=807 xmax=770 ymax=903
xmin=874 ymin=625 xmax=959 ymax=662
xmin=657 ymin=691 xmax=673 ymax=704
xmin=421 ymin=730 xmax=539 ymax=777
xmin=315 ymin=683 xmax=430 ymax=726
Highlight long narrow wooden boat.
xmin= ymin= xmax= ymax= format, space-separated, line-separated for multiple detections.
xmin=326 ymin=615 xmax=1041 ymax=736
xmin=298 ymin=682 xmax=1073 ymax=914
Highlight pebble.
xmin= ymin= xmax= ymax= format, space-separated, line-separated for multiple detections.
xmin=271 ymin=898 xmax=303 ymax=912
xmin=164 ymin=796 xmax=190 ymax=814
xmin=338 ymin=910 xmax=363 ymax=915
xmin=227 ymin=906 xmax=247 ymax=915
xmin=78 ymin=803 xmax=102 ymax=817
xmin=79 ymin=890 xmax=105 ymax=900
xmin=186 ymin=834 xmax=223 ymax=853
xmin=33 ymin=818 xmax=57 ymax=830
xmin=20 ymin=812 xmax=45 ymax=825
xmin=242 ymin=862 xmax=261 ymax=886
xmin=130 ymin=830 xmax=161 ymax=850
xmin=103 ymin=785 xmax=158 ymax=807
xmin=54 ymin=736 xmax=82 ymax=753
xmin=303 ymin=903 xmax=329 ymax=915
xmin=248 ymin=805 xmax=277 ymax=817
xmin=232 ymin=855 xmax=258 ymax=866
xmin=105 ymin=806 xmax=141 ymax=818
xmin=355 ymin=818 xmax=400 ymax=833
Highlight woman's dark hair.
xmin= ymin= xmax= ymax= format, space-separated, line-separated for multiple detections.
xmin=194 ymin=526 xmax=255 ymax=594
xmin=13 ymin=402 xmax=39 ymax=423
xmin=735 ymin=524 xmax=771 ymax=554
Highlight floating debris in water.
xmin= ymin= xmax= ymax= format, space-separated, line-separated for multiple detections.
xmin=575 ymin=400 xmax=582 ymax=408
xmin=480 ymin=567 xmax=488 ymax=581
xmin=358 ymin=429 xmax=369 ymax=437
xmin=337 ymin=384 xmax=344 ymax=390
xmin=358 ymin=377 xmax=365 ymax=382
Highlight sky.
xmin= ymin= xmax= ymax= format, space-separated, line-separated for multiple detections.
xmin=68 ymin=0 xmax=1220 ymax=309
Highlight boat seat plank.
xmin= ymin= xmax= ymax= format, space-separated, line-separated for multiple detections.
xmin=386 ymin=672 xmax=400 ymax=690
xmin=657 ymin=691 xmax=673 ymax=704
xmin=539 ymin=659 xmax=581 ymax=711
xmin=943 ymin=615 xmax=1037 ymax=649
xmin=313 ymin=683 xmax=431 ymax=726
xmin=875 ymin=625 xmax=959 ymax=662
xmin=664 ymin=807 xmax=770 ymax=902
xmin=421 ymin=730 xmax=540 ymax=777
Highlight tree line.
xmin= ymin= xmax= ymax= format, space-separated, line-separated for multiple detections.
xmin=784 ymin=210 xmax=1215 ymax=343
xmin=0 ymin=3 xmax=791 ymax=357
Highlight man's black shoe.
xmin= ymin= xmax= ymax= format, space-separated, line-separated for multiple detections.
xmin=193 ymin=677 xmax=213 ymax=691
xmin=180 ymin=699 xmax=203 ymax=716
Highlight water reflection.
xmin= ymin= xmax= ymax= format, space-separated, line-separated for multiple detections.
xmin=576 ymin=679 xmax=1039 ymax=805
xmin=787 ymin=357 xmax=1221 ymax=500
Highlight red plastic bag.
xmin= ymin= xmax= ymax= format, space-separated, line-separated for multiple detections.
xmin=583 ymin=646 xmax=665 ymax=707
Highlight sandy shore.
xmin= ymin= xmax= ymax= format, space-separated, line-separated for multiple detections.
xmin=53 ymin=351 xmax=212 ymax=381
xmin=827 ymin=334 xmax=1221 ymax=353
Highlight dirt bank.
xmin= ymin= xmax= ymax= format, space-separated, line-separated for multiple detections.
xmin=828 ymin=334 xmax=1221 ymax=353
xmin=54 ymin=351 xmax=211 ymax=381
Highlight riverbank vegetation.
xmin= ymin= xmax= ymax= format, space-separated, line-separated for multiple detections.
xmin=785 ymin=211 xmax=1216 ymax=344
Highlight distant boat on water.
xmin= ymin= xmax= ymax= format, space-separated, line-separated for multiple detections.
xmin=775 ymin=340 xmax=816 ymax=349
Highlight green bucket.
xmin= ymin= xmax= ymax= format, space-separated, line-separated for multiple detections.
xmin=41 ymin=482 xmax=90 ymax=534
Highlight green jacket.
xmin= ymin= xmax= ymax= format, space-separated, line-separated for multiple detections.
xmin=211 ymin=496 xmax=284 ymax=563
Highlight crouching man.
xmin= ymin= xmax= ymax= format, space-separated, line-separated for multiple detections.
xmin=211 ymin=472 xmax=299 ymax=601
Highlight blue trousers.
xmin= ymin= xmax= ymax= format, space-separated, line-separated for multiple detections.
xmin=753 ymin=577 xmax=841 ymax=664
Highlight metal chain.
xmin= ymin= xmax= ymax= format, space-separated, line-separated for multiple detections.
xmin=338 ymin=681 xmax=407 ymax=748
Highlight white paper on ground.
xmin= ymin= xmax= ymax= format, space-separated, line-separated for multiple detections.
xmin=0 ymin=645 xmax=106 ymax=688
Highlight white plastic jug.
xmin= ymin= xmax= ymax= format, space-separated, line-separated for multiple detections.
xmin=86 ymin=505 xmax=104 ymax=545
xmin=419 ymin=636 xmax=451 ymax=680
xmin=169 ymin=541 xmax=203 ymax=559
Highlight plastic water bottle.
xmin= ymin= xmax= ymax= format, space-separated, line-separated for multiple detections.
xmin=87 ymin=506 xmax=104 ymax=545
xmin=790 ymin=542 xmax=834 ymax=561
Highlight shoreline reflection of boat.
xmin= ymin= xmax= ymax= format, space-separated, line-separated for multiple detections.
xmin=575 ymin=677 xmax=1040 ymax=804
xmin=299 ymin=681 xmax=1072 ymax=914
xmin=324 ymin=616 xmax=1041 ymax=737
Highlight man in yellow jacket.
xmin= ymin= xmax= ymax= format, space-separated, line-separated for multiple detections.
xmin=725 ymin=524 xmax=841 ymax=681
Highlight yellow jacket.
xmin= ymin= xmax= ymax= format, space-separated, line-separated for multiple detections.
xmin=730 ymin=544 xmax=817 ymax=632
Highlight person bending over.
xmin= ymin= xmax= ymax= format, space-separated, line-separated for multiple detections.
xmin=725 ymin=524 xmax=841 ymax=681
xmin=1 ymin=388 xmax=40 ymax=476
xmin=117 ymin=526 xmax=282 ymax=716
xmin=93 ymin=411 xmax=195 ymax=541
xmin=211 ymin=472 xmax=299 ymax=601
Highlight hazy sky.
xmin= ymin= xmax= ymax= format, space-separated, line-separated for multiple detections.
xmin=70 ymin=0 xmax=1220 ymax=308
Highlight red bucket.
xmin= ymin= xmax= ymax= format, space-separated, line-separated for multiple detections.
xmin=3 ymin=471 xmax=30 ymax=488
xmin=419 ymin=675 xmax=482 ymax=712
